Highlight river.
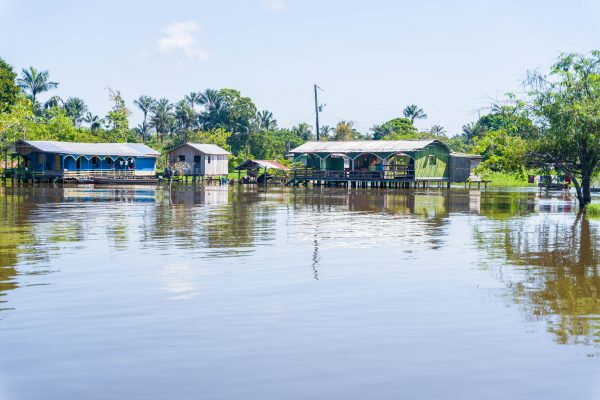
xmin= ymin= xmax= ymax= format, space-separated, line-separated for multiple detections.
xmin=0 ymin=185 xmax=599 ymax=399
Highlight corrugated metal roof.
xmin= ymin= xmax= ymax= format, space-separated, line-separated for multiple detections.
xmin=450 ymin=152 xmax=482 ymax=159
xmin=172 ymin=143 xmax=231 ymax=155
xmin=289 ymin=140 xmax=446 ymax=154
xmin=236 ymin=159 xmax=290 ymax=170
xmin=20 ymin=140 xmax=160 ymax=157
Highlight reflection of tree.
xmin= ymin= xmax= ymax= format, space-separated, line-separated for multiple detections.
xmin=0 ymin=189 xmax=37 ymax=307
xmin=481 ymin=214 xmax=600 ymax=347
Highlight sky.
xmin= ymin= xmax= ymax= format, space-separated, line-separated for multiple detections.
xmin=1 ymin=0 xmax=599 ymax=136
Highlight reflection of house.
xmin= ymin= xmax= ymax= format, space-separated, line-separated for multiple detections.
xmin=289 ymin=140 xmax=480 ymax=184
xmin=11 ymin=140 xmax=160 ymax=177
xmin=167 ymin=143 xmax=230 ymax=176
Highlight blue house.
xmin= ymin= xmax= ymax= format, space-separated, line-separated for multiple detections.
xmin=12 ymin=140 xmax=160 ymax=177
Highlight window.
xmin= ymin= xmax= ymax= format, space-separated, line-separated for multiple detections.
xmin=429 ymin=155 xmax=437 ymax=165
xmin=194 ymin=155 xmax=201 ymax=164
xmin=91 ymin=156 xmax=100 ymax=168
xmin=107 ymin=158 xmax=113 ymax=166
xmin=208 ymin=155 xmax=211 ymax=164
xmin=179 ymin=155 xmax=186 ymax=162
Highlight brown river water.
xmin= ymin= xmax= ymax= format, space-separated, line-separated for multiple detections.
xmin=0 ymin=185 xmax=599 ymax=399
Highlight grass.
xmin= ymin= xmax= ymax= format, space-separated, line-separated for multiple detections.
xmin=585 ymin=203 xmax=600 ymax=218
xmin=482 ymin=172 xmax=536 ymax=187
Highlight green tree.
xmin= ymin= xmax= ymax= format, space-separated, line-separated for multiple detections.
xmin=372 ymin=117 xmax=418 ymax=140
xmin=0 ymin=57 xmax=19 ymax=113
xmin=403 ymin=104 xmax=427 ymax=123
xmin=175 ymin=100 xmax=197 ymax=140
xmin=526 ymin=51 xmax=600 ymax=208
xmin=44 ymin=95 xmax=63 ymax=110
xmin=292 ymin=122 xmax=313 ymax=141
xmin=16 ymin=66 xmax=58 ymax=109
xmin=256 ymin=110 xmax=277 ymax=131
xmin=134 ymin=95 xmax=155 ymax=141
xmin=471 ymin=129 xmax=527 ymax=174
xmin=332 ymin=121 xmax=356 ymax=141
xmin=150 ymin=98 xmax=173 ymax=142
xmin=64 ymin=97 xmax=88 ymax=126
xmin=83 ymin=112 xmax=103 ymax=133
xmin=105 ymin=88 xmax=130 ymax=142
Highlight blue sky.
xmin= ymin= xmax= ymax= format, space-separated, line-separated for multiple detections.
xmin=1 ymin=0 xmax=599 ymax=135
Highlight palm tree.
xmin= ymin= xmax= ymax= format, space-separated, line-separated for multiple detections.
xmin=17 ymin=66 xmax=58 ymax=108
xmin=64 ymin=97 xmax=88 ymax=126
xmin=134 ymin=95 xmax=155 ymax=142
xmin=403 ymin=104 xmax=427 ymax=123
xmin=44 ymin=95 xmax=63 ymax=109
xmin=198 ymin=89 xmax=227 ymax=130
xmin=428 ymin=125 xmax=446 ymax=136
xmin=83 ymin=112 xmax=103 ymax=133
xmin=292 ymin=123 xmax=313 ymax=141
xmin=184 ymin=92 xmax=201 ymax=110
xmin=197 ymin=89 xmax=222 ymax=111
xmin=256 ymin=110 xmax=277 ymax=131
xmin=175 ymin=100 xmax=197 ymax=141
xmin=150 ymin=98 xmax=174 ymax=142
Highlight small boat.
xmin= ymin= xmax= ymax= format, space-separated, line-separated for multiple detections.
xmin=91 ymin=176 xmax=159 ymax=185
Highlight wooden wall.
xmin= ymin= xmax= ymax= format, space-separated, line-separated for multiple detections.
xmin=167 ymin=144 xmax=229 ymax=176
xmin=413 ymin=143 xmax=449 ymax=179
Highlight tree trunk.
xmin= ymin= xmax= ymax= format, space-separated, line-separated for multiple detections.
xmin=582 ymin=171 xmax=592 ymax=206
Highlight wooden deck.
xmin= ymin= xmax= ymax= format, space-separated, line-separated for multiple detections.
xmin=288 ymin=168 xmax=450 ymax=188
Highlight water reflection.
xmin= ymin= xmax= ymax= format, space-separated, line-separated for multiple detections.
xmin=478 ymin=211 xmax=600 ymax=347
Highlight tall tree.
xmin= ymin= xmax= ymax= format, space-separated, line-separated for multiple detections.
xmin=83 ymin=112 xmax=103 ymax=133
xmin=150 ymin=98 xmax=174 ymax=142
xmin=0 ymin=57 xmax=19 ymax=113
xmin=332 ymin=121 xmax=356 ymax=141
xmin=256 ymin=110 xmax=277 ymax=131
xmin=175 ymin=100 xmax=197 ymax=141
xmin=105 ymin=88 xmax=130 ymax=142
xmin=16 ymin=67 xmax=58 ymax=108
xmin=64 ymin=97 xmax=88 ymax=126
xmin=184 ymin=92 xmax=201 ymax=110
xmin=44 ymin=95 xmax=63 ymax=110
xmin=292 ymin=123 xmax=314 ymax=141
xmin=403 ymin=104 xmax=427 ymax=123
xmin=134 ymin=95 xmax=155 ymax=141
xmin=526 ymin=51 xmax=600 ymax=208
xmin=371 ymin=117 xmax=418 ymax=140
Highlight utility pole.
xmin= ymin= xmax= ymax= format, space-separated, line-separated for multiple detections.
xmin=314 ymin=84 xmax=320 ymax=141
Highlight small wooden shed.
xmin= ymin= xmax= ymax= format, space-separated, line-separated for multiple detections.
xmin=167 ymin=143 xmax=230 ymax=176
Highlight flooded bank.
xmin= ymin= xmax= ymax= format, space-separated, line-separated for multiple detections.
xmin=0 ymin=185 xmax=598 ymax=399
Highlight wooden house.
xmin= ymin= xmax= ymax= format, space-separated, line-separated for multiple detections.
xmin=288 ymin=140 xmax=480 ymax=186
xmin=11 ymin=140 xmax=160 ymax=178
xmin=167 ymin=143 xmax=230 ymax=177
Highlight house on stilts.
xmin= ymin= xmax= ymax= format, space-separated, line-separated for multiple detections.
xmin=166 ymin=143 xmax=230 ymax=178
xmin=9 ymin=140 xmax=160 ymax=182
xmin=288 ymin=140 xmax=481 ymax=188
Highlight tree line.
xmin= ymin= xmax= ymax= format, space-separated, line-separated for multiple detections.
xmin=2 ymin=52 xmax=600 ymax=207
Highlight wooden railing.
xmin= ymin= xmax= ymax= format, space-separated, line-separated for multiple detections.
xmin=293 ymin=166 xmax=415 ymax=181
xmin=62 ymin=169 xmax=139 ymax=178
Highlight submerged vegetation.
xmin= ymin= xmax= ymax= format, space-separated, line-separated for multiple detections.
xmin=2 ymin=51 xmax=600 ymax=206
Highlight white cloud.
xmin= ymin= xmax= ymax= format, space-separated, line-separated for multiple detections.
xmin=262 ymin=0 xmax=286 ymax=11
xmin=157 ymin=21 xmax=208 ymax=60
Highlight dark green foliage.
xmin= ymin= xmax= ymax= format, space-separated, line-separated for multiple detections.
xmin=371 ymin=118 xmax=418 ymax=140
xmin=0 ymin=58 xmax=19 ymax=113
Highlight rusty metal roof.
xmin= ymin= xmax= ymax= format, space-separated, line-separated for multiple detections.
xmin=289 ymin=140 xmax=447 ymax=154
xmin=236 ymin=159 xmax=290 ymax=170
